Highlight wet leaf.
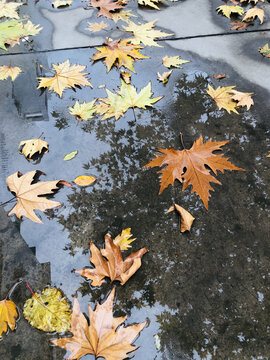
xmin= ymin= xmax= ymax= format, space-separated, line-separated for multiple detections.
xmin=0 ymin=0 xmax=23 ymax=19
xmin=64 ymin=150 xmax=78 ymax=161
xmin=51 ymin=288 xmax=146 ymax=360
xmin=243 ymin=7 xmax=264 ymax=23
xmin=52 ymin=0 xmax=72 ymax=7
xmin=122 ymin=20 xmax=174 ymax=47
xmin=68 ymin=100 xmax=96 ymax=121
xmin=144 ymin=135 xmax=243 ymax=210
xmin=73 ymin=175 xmax=96 ymax=186
xmin=216 ymin=5 xmax=244 ymax=18
xmin=37 ymin=60 xmax=92 ymax=98
xmin=162 ymin=55 xmax=190 ymax=68
xmin=157 ymin=70 xmax=172 ymax=83
xmin=75 ymin=233 xmax=147 ymax=286
xmin=111 ymin=9 xmax=136 ymax=23
xmin=23 ymin=287 xmax=71 ymax=333
xmin=230 ymin=89 xmax=254 ymax=110
xmin=86 ymin=20 xmax=109 ymax=32
xmin=92 ymin=38 xmax=148 ymax=73
xmin=258 ymin=43 xmax=270 ymax=58
xmin=113 ymin=228 xmax=136 ymax=250
xmin=230 ymin=20 xmax=251 ymax=30
xmin=154 ymin=334 xmax=161 ymax=351
xmin=138 ymin=0 xmax=164 ymax=10
xmin=0 ymin=19 xmax=42 ymax=50
xmin=167 ymin=203 xmax=195 ymax=232
xmin=120 ymin=69 xmax=131 ymax=83
xmin=0 ymin=298 xmax=18 ymax=338
xmin=0 ymin=65 xmax=21 ymax=81
xmin=88 ymin=0 xmax=123 ymax=19
xmin=96 ymin=80 xmax=162 ymax=120
xmin=240 ymin=0 xmax=264 ymax=2
xmin=6 ymin=170 xmax=65 ymax=223
xmin=19 ymin=138 xmax=48 ymax=160
xmin=213 ymin=73 xmax=226 ymax=80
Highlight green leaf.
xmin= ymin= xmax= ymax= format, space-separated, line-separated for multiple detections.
xmin=64 ymin=150 xmax=78 ymax=161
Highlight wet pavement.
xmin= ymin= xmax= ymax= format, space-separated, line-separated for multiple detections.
xmin=0 ymin=0 xmax=270 ymax=359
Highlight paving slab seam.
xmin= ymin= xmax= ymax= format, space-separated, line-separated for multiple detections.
xmin=1 ymin=27 xmax=270 ymax=58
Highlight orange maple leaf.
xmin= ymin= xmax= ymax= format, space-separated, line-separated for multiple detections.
xmin=51 ymin=288 xmax=146 ymax=360
xmin=75 ymin=233 xmax=147 ymax=286
xmin=144 ymin=135 xmax=244 ymax=209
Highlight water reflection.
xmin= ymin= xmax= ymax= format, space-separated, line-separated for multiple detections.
xmin=53 ymin=73 xmax=269 ymax=358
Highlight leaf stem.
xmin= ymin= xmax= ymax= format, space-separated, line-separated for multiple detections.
xmin=132 ymin=107 xmax=137 ymax=122
xmin=180 ymin=132 xmax=185 ymax=149
xmin=5 ymin=279 xmax=23 ymax=300
xmin=0 ymin=197 xmax=16 ymax=206
xmin=38 ymin=132 xmax=44 ymax=139
xmin=40 ymin=64 xmax=55 ymax=75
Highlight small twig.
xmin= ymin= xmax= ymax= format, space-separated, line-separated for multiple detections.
xmin=38 ymin=132 xmax=44 ymax=139
xmin=132 ymin=107 xmax=137 ymax=122
xmin=5 ymin=279 xmax=23 ymax=300
xmin=180 ymin=132 xmax=185 ymax=149
xmin=0 ymin=196 xmax=16 ymax=206
xmin=40 ymin=64 xmax=55 ymax=74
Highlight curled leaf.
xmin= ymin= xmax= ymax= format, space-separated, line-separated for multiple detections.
xmin=73 ymin=175 xmax=96 ymax=186
xmin=167 ymin=203 xmax=195 ymax=232
xmin=19 ymin=138 xmax=48 ymax=160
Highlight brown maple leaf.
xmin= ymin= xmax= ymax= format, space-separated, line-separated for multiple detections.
xmin=89 ymin=0 xmax=123 ymax=18
xmin=75 ymin=233 xmax=147 ymax=286
xmin=230 ymin=20 xmax=251 ymax=30
xmin=144 ymin=135 xmax=244 ymax=210
xmin=51 ymin=288 xmax=146 ymax=360
xmin=6 ymin=170 xmax=71 ymax=223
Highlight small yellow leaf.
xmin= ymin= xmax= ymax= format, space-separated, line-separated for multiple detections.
xmin=138 ymin=0 xmax=165 ymax=10
xmin=167 ymin=203 xmax=195 ymax=232
xmin=0 ymin=65 xmax=22 ymax=81
xmin=0 ymin=299 xmax=18 ymax=338
xmin=73 ymin=175 xmax=96 ymax=186
xmin=157 ymin=70 xmax=172 ymax=83
xmin=86 ymin=21 xmax=108 ymax=32
xmin=216 ymin=5 xmax=244 ymax=19
xmin=23 ymin=287 xmax=71 ymax=333
xmin=113 ymin=228 xmax=136 ymax=250
xmin=52 ymin=0 xmax=72 ymax=7
xmin=243 ymin=7 xmax=264 ymax=24
xmin=258 ymin=43 xmax=270 ymax=58
xmin=19 ymin=138 xmax=48 ymax=160
xmin=120 ymin=69 xmax=131 ymax=84
xmin=68 ymin=100 xmax=96 ymax=121
xmin=162 ymin=55 xmax=190 ymax=69
xmin=64 ymin=150 xmax=78 ymax=161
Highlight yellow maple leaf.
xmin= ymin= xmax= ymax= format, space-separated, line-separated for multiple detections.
xmin=52 ymin=0 xmax=72 ymax=7
xmin=258 ymin=43 xmax=270 ymax=58
xmin=162 ymin=55 xmax=190 ymax=68
xmin=138 ymin=0 xmax=165 ymax=10
xmin=207 ymin=85 xmax=239 ymax=114
xmin=157 ymin=70 xmax=172 ymax=83
xmin=243 ymin=7 xmax=264 ymax=24
xmin=0 ymin=298 xmax=18 ymax=338
xmin=0 ymin=65 xmax=21 ymax=81
xmin=86 ymin=20 xmax=109 ymax=32
xmin=91 ymin=38 xmax=149 ymax=72
xmin=230 ymin=89 xmax=254 ymax=110
xmin=113 ymin=228 xmax=136 ymax=250
xmin=0 ymin=0 xmax=22 ymax=19
xmin=111 ymin=9 xmax=137 ymax=23
xmin=96 ymin=80 xmax=162 ymax=120
xmin=216 ymin=5 xmax=244 ymax=18
xmin=37 ymin=60 xmax=92 ymax=97
xmin=19 ymin=138 xmax=49 ymax=160
xmin=122 ymin=20 xmax=174 ymax=47
xmin=68 ymin=100 xmax=96 ymax=121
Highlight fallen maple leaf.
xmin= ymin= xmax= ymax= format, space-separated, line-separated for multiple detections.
xmin=162 ymin=55 xmax=190 ymax=68
xmin=52 ymin=0 xmax=72 ymax=7
xmin=240 ymin=0 xmax=264 ymax=2
xmin=230 ymin=89 xmax=254 ymax=110
xmin=111 ymin=9 xmax=136 ymax=23
xmin=0 ymin=65 xmax=21 ymax=81
xmin=75 ymin=233 xmax=147 ymax=286
xmin=138 ymin=0 xmax=164 ymax=10
xmin=120 ymin=69 xmax=131 ymax=83
xmin=51 ymin=288 xmax=146 ymax=360
xmin=0 ymin=297 xmax=18 ymax=338
xmin=213 ymin=73 xmax=226 ymax=80
xmin=37 ymin=60 xmax=92 ymax=98
xmin=216 ymin=5 xmax=244 ymax=18
xmin=157 ymin=70 xmax=172 ymax=83
xmin=91 ymin=38 xmax=148 ymax=73
xmin=0 ymin=19 xmax=42 ymax=50
xmin=89 ymin=0 xmax=123 ymax=19
xmin=167 ymin=203 xmax=195 ymax=232
xmin=23 ymin=287 xmax=71 ymax=332
xmin=144 ymin=135 xmax=243 ymax=210
xmin=258 ymin=43 xmax=270 ymax=58
xmin=243 ymin=7 xmax=264 ymax=23
xmin=96 ymin=80 xmax=162 ymax=120
xmin=122 ymin=20 xmax=174 ymax=47
xmin=113 ymin=228 xmax=136 ymax=250
xmin=68 ymin=100 xmax=96 ymax=121
xmin=19 ymin=138 xmax=48 ymax=160
xmin=86 ymin=20 xmax=109 ymax=32
xmin=0 ymin=0 xmax=22 ymax=19
xmin=6 ymin=170 xmax=69 ymax=223
xmin=230 ymin=20 xmax=251 ymax=30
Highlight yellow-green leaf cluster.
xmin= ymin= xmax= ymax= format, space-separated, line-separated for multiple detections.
xmin=23 ymin=287 xmax=71 ymax=333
